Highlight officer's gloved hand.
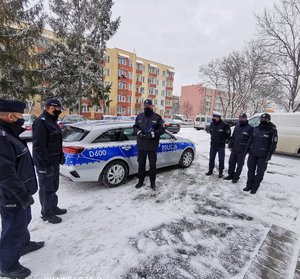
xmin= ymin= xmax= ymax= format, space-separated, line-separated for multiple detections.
xmin=265 ymin=154 xmax=272 ymax=163
xmin=60 ymin=156 xmax=66 ymax=165
xmin=19 ymin=193 xmax=34 ymax=209
xmin=137 ymin=130 xmax=146 ymax=139
xmin=144 ymin=132 xmax=155 ymax=139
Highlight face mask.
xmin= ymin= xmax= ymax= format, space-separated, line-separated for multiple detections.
xmin=14 ymin=118 xmax=25 ymax=127
xmin=53 ymin=109 xmax=62 ymax=120
xmin=144 ymin=107 xmax=153 ymax=116
xmin=212 ymin=118 xmax=217 ymax=123
xmin=239 ymin=120 xmax=247 ymax=125
xmin=260 ymin=120 xmax=268 ymax=125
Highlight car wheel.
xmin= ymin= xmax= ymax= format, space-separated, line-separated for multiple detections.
xmin=179 ymin=149 xmax=194 ymax=168
xmin=101 ymin=160 xmax=128 ymax=187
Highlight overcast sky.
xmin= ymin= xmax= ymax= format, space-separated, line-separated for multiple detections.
xmin=107 ymin=0 xmax=279 ymax=96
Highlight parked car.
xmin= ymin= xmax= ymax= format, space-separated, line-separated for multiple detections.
xmin=248 ymin=112 xmax=300 ymax=157
xmin=224 ymin=117 xmax=239 ymax=127
xmin=19 ymin=114 xmax=38 ymax=140
xmin=163 ymin=118 xmax=181 ymax=133
xmin=60 ymin=121 xmax=195 ymax=186
xmin=58 ymin=114 xmax=87 ymax=130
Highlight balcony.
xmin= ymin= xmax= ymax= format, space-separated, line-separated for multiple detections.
xmin=166 ymin=76 xmax=174 ymax=81
xmin=135 ymin=92 xmax=142 ymax=97
xmin=166 ymin=86 xmax=173 ymax=91
xmin=136 ymin=81 xmax=142 ymax=86
xmin=148 ymin=83 xmax=156 ymax=88
xmin=165 ymin=105 xmax=172 ymax=109
xmin=117 ymin=101 xmax=131 ymax=108
xmin=148 ymin=94 xmax=156 ymax=99
xmin=166 ymin=96 xmax=173 ymax=100
xmin=149 ymin=73 xmax=157 ymax=78
xmin=136 ymin=69 xmax=143 ymax=75
xmin=135 ymin=103 xmax=142 ymax=108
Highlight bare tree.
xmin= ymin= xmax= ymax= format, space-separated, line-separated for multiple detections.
xmin=256 ymin=0 xmax=300 ymax=111
xmin=199 ymin=41 xmax=284 ymax=117
xmin=181 ymin=101 xmax=194 ymax=119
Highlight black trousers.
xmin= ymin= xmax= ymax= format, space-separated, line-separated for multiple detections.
xmin=36 ymin=165 xmax=60 ymax=217
xmin=228 ymin=151 xmax=246 ymax=180
xmin=246 ymin=154 xmax=268 ymax=191
xmin=209 ymin=145 xmax=225 ymax=173
xmin=137 ymin=150 xmax=157 ymax=185
xmin=0 ymin=206 xmax=31 ymax=272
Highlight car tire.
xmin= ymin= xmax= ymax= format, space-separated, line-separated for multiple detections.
xmin=101 ymin=160 xmax=128 ymax=187
xmin=179 ymin=149 xmax=194 ymax=168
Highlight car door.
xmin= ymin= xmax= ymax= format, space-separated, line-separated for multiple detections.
xmin=157 ymin=132 xmax=181 ymax=168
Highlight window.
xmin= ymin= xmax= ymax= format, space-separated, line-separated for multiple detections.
xmin=82 ymin=104 xmax=88 ymax=112
xmin=127 ymin=107 xmax=131 ymax=114
xmin=117 ymin=94 xmax=126 ymax=102
xmin=148 ymin=77 xmax=155 ymax=84
xmin=93 ymin=129 xmax=122 ymax=143
xmin=154 ymin=99 xmax=158 ymax=105
xmin=118 ymin=82 xmax=127 ymax=90
xmin=161 ymin=90 xmax=165 ymax=96
xmin=128 ymin=72 xmax=133 ymax=80
xmin=104 ymin=55 xmax=110 ymax=63
xmin=128 ymin=59 xmax=132 ymax=67
xmin=148 ymin=88 xmax=154 ymax=94
xmin=121 ymin=127 xmax=136 ymax=141
xmin=162 ymin=81 xmax=166 ymax=86
xmin=161 ymin=100 xmax=164 ymax=106
xmin=155 ymin=89 xmax=159 ymax=95
xmin=128 ymin=96 xmax=132 ymax=102
xmin=118 ymin=56 xmax=127 ymax=65
xmin=117 ymin=107 xmax=125 ymax=114
xmin=118 ymin=69 xmax=127 ymax=78
xmin=104 ymin=69 xmax=110 ymax=76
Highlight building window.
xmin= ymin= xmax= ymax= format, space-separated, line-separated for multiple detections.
xmin=82 ymin=104 xmax=88 ymax=112
xmin=148 ymin=88 xmax=154 ymax=94
xmin=162 ymin=81 xmax=166 ymax=86
xmin=118 ymin=69 xmax=127 ymax=79
xmin=128 ymin=84 xmax=132 ymax=91
xmin=154 ymin=99 xmax=158 ymax=105
xmin=155 ymin=89 xmax=158 ymax=95
xmin=128 ymin=96 xmax=132 ymax=102
xmin=118 ymin=56 xmax=127 ymax=65
xmin=161 ymin=100 xmax=164 ymax=106
xmin=128 ymin=72 xmax=133 ymax=80
xmin=161 ymin=90 xmax=165 ymax=96
xmin=127 ymin=107 xmax=131 ymax=114
xmin=104 ymin=55 xmax=110 ymax=63
xmin=128 ymin=59 xmax=132 ymax=67
xmin=118 ymin=82 xmax=127 ymax=90
xmin=117 ymin=94 xmax=126 ymax=102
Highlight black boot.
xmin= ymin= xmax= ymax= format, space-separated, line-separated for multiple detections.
xmin=54 ymin=207 xmax=67 ymax=215
xmin=135 ymin=181 xmax=144 ymax=188
xmin=243 ymin=186 xmax=252 ymax=191
xmin=205 ymin=171 xmax=213 ymax=176
xmin=0 ymin=264 xmax=31 ymax=279
xmin=42 ymin=215 xmax=62 ymax=224
xmin=250 ymin=188 xmax=258 ymax=194
xmin=218 ymin=171 xmax=223 ymax=178
xmin=232 ymin=179 xmax=239 ymax=183
xmin=20 ymin=241 xmax=45 ymax=256
xmin=150 ymin=183 xmax=156 ymax=190
xmin=223 ymin=175 xmax=233 ymax=180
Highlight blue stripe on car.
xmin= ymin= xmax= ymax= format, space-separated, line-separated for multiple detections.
xmin=65 ymin=142 xmax=194 ymax=166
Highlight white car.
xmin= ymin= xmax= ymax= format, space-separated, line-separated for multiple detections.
xmin=60 ymin=121 xmax=196 ymax=186
xmin=20 ymin=114 xmax=38 ymax=140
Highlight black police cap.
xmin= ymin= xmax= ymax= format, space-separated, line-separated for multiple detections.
xmin=0 ymin=99 xmax=26 ymax=113
xmin=239 ymin=113 xmax=247 ymax=118
xmin=261 ymin=113 xmax=271 ymax=120
xmin=45 ymin=98 xmax=65 ymax=110
xmin=144 ymin=99 xmax=153 ymax=105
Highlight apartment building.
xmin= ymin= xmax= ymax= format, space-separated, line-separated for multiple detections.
xmin=97 ymin=47 xmax=175 ymax=118
xmin=180 ymin=84 xmax=224 ymax=119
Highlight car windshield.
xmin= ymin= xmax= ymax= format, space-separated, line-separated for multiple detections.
xmin=62 ymin=126 xmax=89 ymax=142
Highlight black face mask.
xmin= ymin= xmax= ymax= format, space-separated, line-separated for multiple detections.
xmin=14 ymin=118 xmax=25 ymax=127
xmin=239 ymin=120 xmax=247 ymax=126
xmin=144 ymin=107 xmax=153 ymax=117
xmin=260 ymin=120 xmax=268 ymax=126
xmin=53 ymin=109 xmax=62 ymax=120
xmin=212 ymin=119 xmax=217 ymax=123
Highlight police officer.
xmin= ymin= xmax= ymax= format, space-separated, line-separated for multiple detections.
xmin=224 ymin=113 xmax=253 ymax=183
xmin=0 ymin=99 xmax=44 ymax=279
xmin=133 ymin=99 xmax=165 ymax=190
xmin=244 ymin=113 xmax=278 ymax=194
xmin=32 ymin=99 xmax=66 ymax=224
xmin=205 ymin=111 xmax=231 ymax=177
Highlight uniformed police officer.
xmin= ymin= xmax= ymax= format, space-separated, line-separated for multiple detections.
xmin=244 ymin=113 xmax=278 ymax=194
xmin=0 ymin=99 xmax=44 ymax=279
xmin=133 ymin=99 xmax=165 ymax=190
xmin=205 ymin=111 xmax=231 ymax=177
xmin=32 ymin=99 xmax=66 ymax=224
xmin=224 ymin=113 xmax=253 ymax=183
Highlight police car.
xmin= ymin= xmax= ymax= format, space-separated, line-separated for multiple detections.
xmin=60 ymin=121 xmax=195 ymax=186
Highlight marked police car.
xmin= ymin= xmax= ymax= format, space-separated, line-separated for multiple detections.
xmin=60 ymin=121 xmax=195 ymax=187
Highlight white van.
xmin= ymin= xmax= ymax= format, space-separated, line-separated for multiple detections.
xmin=194 ymin=115 xmax=212 ymax=130
xmin=248 ymin=112 xmax=300 ymax=156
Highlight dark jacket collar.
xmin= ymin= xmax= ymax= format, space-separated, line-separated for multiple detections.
xmin=42 ymin=110 xmax=57 ymax=121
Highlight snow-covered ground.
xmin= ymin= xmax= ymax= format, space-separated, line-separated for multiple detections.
xmin=21 ymin=128 xmax=300 ymax=278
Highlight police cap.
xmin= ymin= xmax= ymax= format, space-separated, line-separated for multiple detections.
xmin=45 ymin=98 xmax=65 ymax=110
xmin=212 ymin=111 xmax=222 ymax=117
xmin=239 ymin=113 xmax=247 ymax=119
xmin=144 ymin=99 xmax=153 ymax=106
xmin=261 ymin=113 xmax=271 ymax=120
xmin=0 ymin=99 xmax=26 ymax=113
